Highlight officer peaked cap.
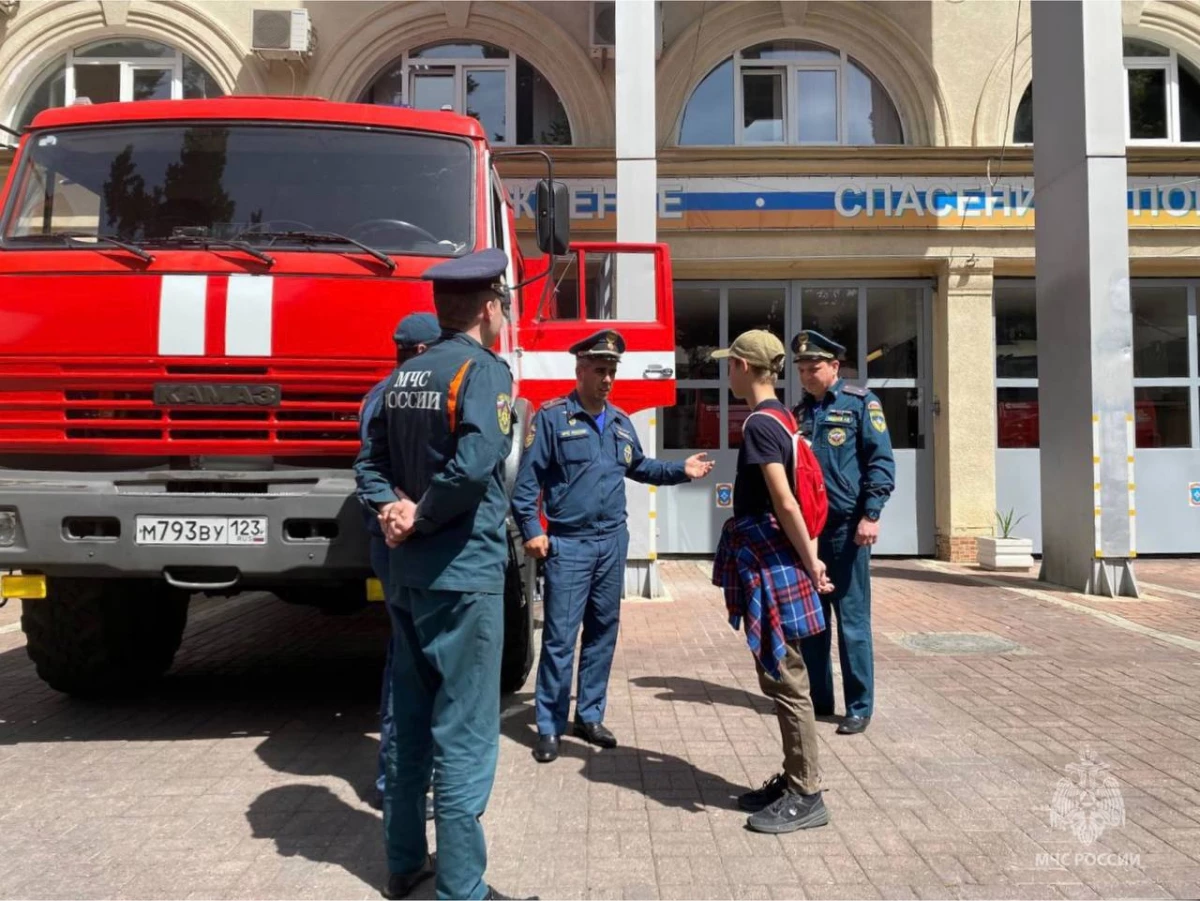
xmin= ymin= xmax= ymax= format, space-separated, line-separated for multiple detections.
xmin=570 ymin=329 xmax=626 ymax=360
xmin=791 ymin=329 xmax=845 ymax=361
xmin=421 ymin=248 xmax=509 ymax=292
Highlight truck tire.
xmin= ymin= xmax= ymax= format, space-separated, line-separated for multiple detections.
xmin=21 ymin=579 xmax=190 ymax=697
xmin=500 ymin=535 xmax=534 ymax=695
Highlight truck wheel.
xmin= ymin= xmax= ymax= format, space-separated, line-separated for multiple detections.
xmin=21 ymin=579 xmax=190 ymax=697
xmin=500 ymin=536 xmax=534 ymax=695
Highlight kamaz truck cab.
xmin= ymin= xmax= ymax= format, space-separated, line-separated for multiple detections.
xmin=0 ymin=97 xmax=676 ymax=697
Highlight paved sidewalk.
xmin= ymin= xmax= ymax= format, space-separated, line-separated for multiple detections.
xmin=1 ymin=558 xmax=1199 ymax=900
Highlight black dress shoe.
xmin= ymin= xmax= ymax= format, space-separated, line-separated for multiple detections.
xmin=573 ymin=719 xmax=617 ymax=749
xmin=486 ymin=888 xmax=538 ymax=900
xmin=382 ymin=853 xmax=435 ymax=899
xmin=533 ymin=733 xmax=559 ymax=763
xmin=837 ymin=715 xmax=870 ymax=735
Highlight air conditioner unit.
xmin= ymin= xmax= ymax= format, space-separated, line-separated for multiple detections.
xmin=251 ymin=8 xmax=314 ymax=58
xmin=590 ymin=1 xmax=664 ymax=60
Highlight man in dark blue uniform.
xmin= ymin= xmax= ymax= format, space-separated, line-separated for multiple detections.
xmin=512 ymin=329 xmax=715 ymax=763
xmin=357 ymin=312 xmax=440 ymax=814
xmin=791 ymin=330 xmax=895 ymax=736
xmin=355 ymin=249 xmax=522 ymax=901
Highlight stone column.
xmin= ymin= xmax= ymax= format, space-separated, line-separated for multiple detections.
xmin=933 ymin=259 xmax=998 ymax=563
xmin=615 ymin=0 xmax=661 ymax=597
xmin=1030 ymin=0 xmax=1138 ymax=596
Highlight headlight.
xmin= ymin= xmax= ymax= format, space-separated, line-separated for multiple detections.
xmin=0 ymin=512 xmax=17 ymax=547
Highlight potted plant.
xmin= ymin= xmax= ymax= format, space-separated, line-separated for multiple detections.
xmin=977 ymin=509 xmax=1034 ymax=571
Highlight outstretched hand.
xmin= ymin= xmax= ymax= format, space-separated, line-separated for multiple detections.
xmin=685 ymin=452 xmax=716 ymax=479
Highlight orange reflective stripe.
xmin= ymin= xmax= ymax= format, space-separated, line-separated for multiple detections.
xmin=446 ymin=359 xmax=474 ymax=432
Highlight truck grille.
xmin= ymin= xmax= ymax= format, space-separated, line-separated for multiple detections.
xmin=0 ymin=358 xmax=387 ymax=455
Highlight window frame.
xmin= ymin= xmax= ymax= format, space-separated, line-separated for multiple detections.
xmin=993 ymin=278 xmax=1200 ymax=450
xmin=1124 ymin=53 xmax=1177 ymax=145
xmin=397 ymin=47 xmax=518 ymax=146
xmin=1014 ymin=42 xmax=1200 ymax=146
xmin=64 ymin=46 xmax=184 ymax=106
xmin=685 ymin=43 xmax=900 ymax=147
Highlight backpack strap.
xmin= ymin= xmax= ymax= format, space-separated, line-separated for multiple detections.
xmin=745 ymin=406 xmax=798 ymax=436
xmin=445 ymin=358 xmax=475 ymax=433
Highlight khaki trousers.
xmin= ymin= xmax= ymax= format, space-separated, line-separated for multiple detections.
xmin=755 ymin=640 xmax=822 ymax=795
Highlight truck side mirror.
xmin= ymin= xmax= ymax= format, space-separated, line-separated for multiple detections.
xmin=536 ymin=179 xmax=570 ymax=256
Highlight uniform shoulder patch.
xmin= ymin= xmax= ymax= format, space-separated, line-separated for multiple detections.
xmin=841 ymin=384 xmax=869 ymax=397
xmin=496 ymin=393 xmax=512 ymax=435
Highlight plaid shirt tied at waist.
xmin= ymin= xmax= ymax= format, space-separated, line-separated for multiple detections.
xmin=712 ymin=514 xmax=826 ymax=679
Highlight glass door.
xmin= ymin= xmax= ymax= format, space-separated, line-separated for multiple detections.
xmin=791 ymin=281 xmax=933 ymax=555
xmin=657 ymin=279 xmax=933 ymax=555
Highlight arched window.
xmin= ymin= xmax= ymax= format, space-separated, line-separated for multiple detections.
xmin=13 ymin=38 xmax=223 ymax=129
xmin=360 ymin=41 xmax=572 ymax=146
xmin=678 ymin=40 xmax=903 ymax=146
xmin=1013 ymin=38 xmax=1200 ymax=144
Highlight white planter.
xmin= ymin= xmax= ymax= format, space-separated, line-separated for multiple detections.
xmin=977 ymin=536 xmax=1034 ymax=571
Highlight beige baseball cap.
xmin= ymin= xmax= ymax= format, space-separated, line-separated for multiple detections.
xmin=709 ymin=329 xmax=787 ymax=373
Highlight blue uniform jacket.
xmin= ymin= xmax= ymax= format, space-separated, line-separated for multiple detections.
xmin=511 ymin=391 xmax=690 ymax=541
xmin=354 ymin=331 xmax=514 ymax=593
xmin=794 ymin=379 xmax=896 ymax=520
xmin=358 ymin=378 xmax=389 ymax=539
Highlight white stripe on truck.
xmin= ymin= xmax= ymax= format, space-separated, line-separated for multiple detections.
xmin=226 ymin=275 xmax=274 ymax=357
xmin=517 ymin=350 xmax=676 ymax=382
xmin=157 ymin=275 xmax=207 ymax=356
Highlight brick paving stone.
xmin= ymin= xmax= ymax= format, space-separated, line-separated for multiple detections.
xmin=5 ymin=559 xmax=1200 ymax=899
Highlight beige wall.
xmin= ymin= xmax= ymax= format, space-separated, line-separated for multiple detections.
xmin=4 ymin=1 xmax=1200 ymax=148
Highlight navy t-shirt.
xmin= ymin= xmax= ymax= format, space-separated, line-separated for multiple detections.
xmin=734 ymin=399 xmax=792 ymax=518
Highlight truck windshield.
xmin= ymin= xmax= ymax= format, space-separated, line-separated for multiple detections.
xmin=1 ymin=123 xmax=474 ymax=255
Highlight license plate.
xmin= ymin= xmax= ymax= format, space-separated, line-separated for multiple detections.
xmin=134 ymin=516 xmax=267 ymax=546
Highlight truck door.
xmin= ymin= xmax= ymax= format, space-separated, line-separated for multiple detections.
xmin=515 ymin=242 xmax=676 ymax=416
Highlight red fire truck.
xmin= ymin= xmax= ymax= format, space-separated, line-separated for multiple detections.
xmin=0 ymin=98 xmax=676 ymax=697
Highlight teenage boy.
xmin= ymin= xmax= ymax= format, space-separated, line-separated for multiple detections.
xmin=710 ymin=329 xmax=832 ymax=834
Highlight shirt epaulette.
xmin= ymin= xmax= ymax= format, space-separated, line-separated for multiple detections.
xmin=542 ymin=397 xmax=568 ymax=409
xmin=841 ymin=384 xmax=869 ymax=397
xmin=609 ymin=404 xmax=630 ymax=419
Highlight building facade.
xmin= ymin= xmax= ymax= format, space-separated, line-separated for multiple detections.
xmin=2 ymin=0 xmax=1199 ymax=560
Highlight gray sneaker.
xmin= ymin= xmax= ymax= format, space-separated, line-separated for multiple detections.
xmin=746 ymin=790 xmax=829 ymax=834
xmin=737 ymin=773 xmax=787 ymax=812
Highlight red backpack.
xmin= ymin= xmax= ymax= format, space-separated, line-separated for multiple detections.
xmin=744 ymin=407 xmax=829 ymax=538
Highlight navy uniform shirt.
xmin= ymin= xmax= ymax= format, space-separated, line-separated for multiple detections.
xmin=355 ymin=331 xmax=514 ymax=593
xmin=794 ymin=379 xmax=896 ymax=519
xmin=512 ymin=392 xmax=690 ymax=540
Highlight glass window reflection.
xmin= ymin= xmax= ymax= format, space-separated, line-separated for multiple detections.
xmin=1135 ymin=387 xmax=1192 ymax=448
xmin=866 ymin=288 xmax=920 ymax=379
xmin=665 ymin=388 xmax=721 ymax=450
xmin=1132 ymin=286 xmax=1188 ymax=378
xmin=801 ymin=287 xmax=858 ymax=378
xmin=675 ymin=287 xmax=720 ymax=379
xmin=995 ymin=284 xmax=1038 ymax=378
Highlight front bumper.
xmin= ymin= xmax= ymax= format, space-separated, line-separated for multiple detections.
xmin=0 ymin=468 xmax=372 ymax=586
